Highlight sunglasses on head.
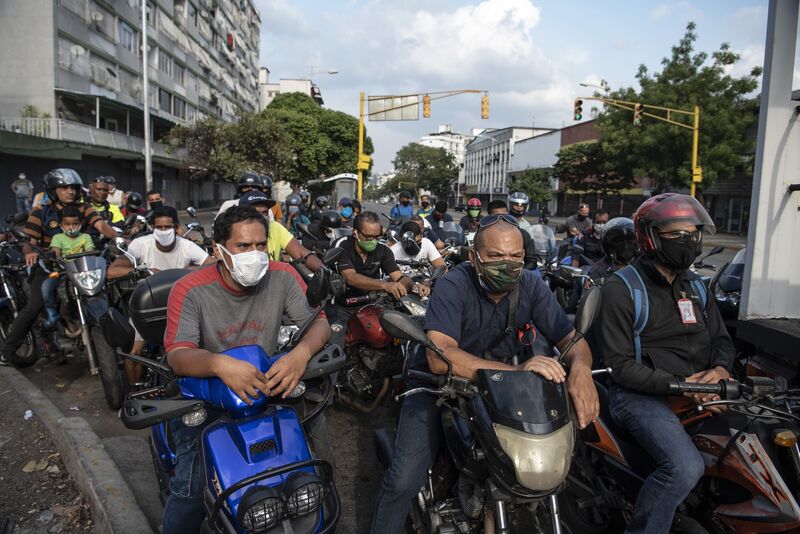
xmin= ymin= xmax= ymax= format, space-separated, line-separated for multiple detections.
xmin=478 ymin=213 xmax=519 ymax=229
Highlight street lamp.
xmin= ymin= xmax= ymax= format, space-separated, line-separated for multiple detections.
xmin=579 ymin=82 xmax=609 ymax=93
xmin=306 ymin=67 xmax=339 ymax=78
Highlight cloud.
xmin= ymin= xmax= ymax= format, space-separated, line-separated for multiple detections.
xmin=650 ymin=2 xmax=702 ymax=21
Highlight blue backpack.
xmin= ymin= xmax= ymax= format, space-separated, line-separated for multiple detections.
xmin=613 ymin=265 xmax=707 ymax=364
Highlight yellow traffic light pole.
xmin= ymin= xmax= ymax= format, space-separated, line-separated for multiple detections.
xmin=356 ymin=89 xmax=489 ymax=201
xmin=578 ymin=96 xmax=702 ymax=197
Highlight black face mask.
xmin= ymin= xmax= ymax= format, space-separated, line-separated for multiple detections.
xmin=577 ymin=213 xmax=587 ymax=221
xmin=421 ymin=201 xmax=430 ymax=208
xmin=401 ymin=200 xmax=410 ymax=206
xmin=149 ymin=200 xmax=163 ymax=209
xmin=657 ymin=237 xmax=700 ymax=271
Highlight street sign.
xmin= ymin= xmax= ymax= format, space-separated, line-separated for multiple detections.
xmin=368 ymin=95 xmax=419 ymax=121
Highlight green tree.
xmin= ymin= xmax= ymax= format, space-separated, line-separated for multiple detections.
xmin=509 ymin=168 xmax=553 ymax=204
xmin=552 ymin=142 xmax=634 ymax=196
xmin=596 ymin=22 xmax=760 ymax=190
xmin=390 ymin=143 xmax=458 ymax=199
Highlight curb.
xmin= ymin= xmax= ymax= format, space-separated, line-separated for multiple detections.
xmin=0 ymin=367 xmax=154 ymax=534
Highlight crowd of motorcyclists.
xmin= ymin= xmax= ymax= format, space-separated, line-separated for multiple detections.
xmin=0 ymin=168 xmax=767 ymax=534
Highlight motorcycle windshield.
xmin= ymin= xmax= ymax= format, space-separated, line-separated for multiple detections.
xmin=475 ymin=368 xmax=570 ymax=435
xmin=718 ymin=248 xmax=745 ymax=292
xmin=528 ymin=225 xmax=556 ymax=260
xmin=331 ymin=228 xmax=351 ymax=241
xmin=179 ymin=345 xmax=285 ymax=418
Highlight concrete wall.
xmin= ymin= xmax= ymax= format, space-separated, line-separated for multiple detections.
xmin=508 ymin=130 xmax=561 ymax=172
xmin=560 ymin=120 xmax=599 ymax=147
xmin=0 ymin=0 xmax=56 ymax=118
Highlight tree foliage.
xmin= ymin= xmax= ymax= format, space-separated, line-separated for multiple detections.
xmin=509 ymin=168 xmax=553 ymax=204
xmin=596 ymin=22 xmax=761 ymax=190
xmin=386 ymin=143 xmax=459 ymax=199
xmin=552 ymin=142 xmax=634 ymax=196
xmin=163 ymin=93 xmax=373 ymax=187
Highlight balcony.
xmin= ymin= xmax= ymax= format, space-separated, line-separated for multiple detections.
xmin=0 ymin=118 xmax=184 ymax=162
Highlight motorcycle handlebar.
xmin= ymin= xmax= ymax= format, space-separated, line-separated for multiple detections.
xmin=667 ymin=380 xmax=740 ymax=400
xmin=406 ymin=368 xmax=447 ymax=388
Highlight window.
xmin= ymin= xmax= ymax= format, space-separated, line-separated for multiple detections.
xmin=158 ymin=49 xmax=173 ymax=77
xmin=118 ymin=21 xmax=137 ymax=54
xmin=173 ymin=63 xmax=185 ymax=85
xmin=187 ymin=70 xmax=198 ymax=92
xmin=187 ymin=104 xmax=197 ymax=123
xmin=159 ymin=88 xmax=171 ymax=113
xmin=188 ymin=3 xmax=198 ymax=26
xmin=173 ymin=96 xmax=186 ymax=119
xmin=146 ymin=1 xmax=156 ymax=26
xmin=89 ymin=2 xmax=114 ymax=40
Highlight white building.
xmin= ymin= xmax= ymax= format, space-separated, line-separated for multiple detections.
xmin=463 ymin=126 xmax=554 ymax=203
xmin=507 ymin=130 xmax=562 ymax=211
xmin=419 ymin=125 xmax=473 ymax=201
xmin=258 ymin=68 xmax=323 ymax=109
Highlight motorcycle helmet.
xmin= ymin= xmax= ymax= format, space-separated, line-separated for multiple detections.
xmin=601 ymin=217 xmax=637 ymax=264
xmin=44 ymin=168 xmax=83 ymax=203
xmin=320 ymin=210 xmax=342 ymax=229
xmin=508 ymin=192 xmax=530 ymax=218
xmin=236 ymin=171 xmax=263 ymax=193
xmin=126 ymin=191 xmax=143 ymax=210
xmin=315 ymin=195 xmax=329 ymax=209
xmin=299 ymin=190 xmax=310 ymax=205
xmin=261 ymin=174 xmax=275 ymax=198
xmin=633 ymin=193 xmax=715 ymax=258
xmin=285 ymin=194 xmax=302 ymax=215
xmin=468 ymin=198 xmax=481 ymax=208
xmin=399 ymin=221 xmax=421 ymax=257
xmin=102 ymin=175 xmax=116 ymax=186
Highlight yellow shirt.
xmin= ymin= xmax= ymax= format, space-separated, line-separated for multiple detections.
xmin=267 ymin=220 xmax=294 ymax=261
xmin=91 ymin=202 xmax=125 ymax=223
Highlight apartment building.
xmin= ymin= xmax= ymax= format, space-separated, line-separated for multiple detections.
xmin=0 ymin=0 xmax=261 ymax=210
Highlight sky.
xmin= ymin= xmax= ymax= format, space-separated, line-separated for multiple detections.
xmin=252 ymin=0 xmax=793 ymax=174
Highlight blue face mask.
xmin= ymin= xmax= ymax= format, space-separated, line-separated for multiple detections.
xmin=340 ymin=206 xmax=353 ymax=218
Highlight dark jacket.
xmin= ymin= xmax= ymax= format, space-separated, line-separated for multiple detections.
xmin=599 ymin=258 xmax=735 ymax=395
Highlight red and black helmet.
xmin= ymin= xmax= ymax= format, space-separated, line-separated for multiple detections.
xmin=468 ymin=197 xmax=481 ymax=208
xmin=633 ymin=193 xmax=715 ymax=256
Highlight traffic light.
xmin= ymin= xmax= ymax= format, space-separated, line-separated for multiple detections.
xmin=422 ymin=95 xmax=431 ymax=118
xmin=573 ymin=99 xmax=583 ymax=121
xmin=481 ymin=95 xmax=489 ymax=119
xmin=633 ymin=103 xmax=643 ymax=126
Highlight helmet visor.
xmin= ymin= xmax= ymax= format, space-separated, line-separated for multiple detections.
xmin=648 ymin=195 xmax=715 ymax=235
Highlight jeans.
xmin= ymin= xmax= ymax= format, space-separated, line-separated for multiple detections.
xmin=608 ymin=385 xmax=705 ymax=534
xmin=2 ymin=267 xmax=45 ymax=360
xmin=162 ymin=409 xmax=334 ymax=534
xmin=41 ymin=276 xmax=60 ymax=326
xmin=370 ymin=391 xmax=442 ymax=534
xmin=15 ymin=196 xmax=30 ymax=213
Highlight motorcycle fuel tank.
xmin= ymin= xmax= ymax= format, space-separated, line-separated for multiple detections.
xmin=345 ymin=304 xmax=393 ymax=348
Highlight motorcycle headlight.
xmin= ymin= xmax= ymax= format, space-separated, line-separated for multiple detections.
xmin=74 ymin=269 xmax=103 ymax=291
xmin=284 ymin=472 xmax=328 ymax=517
xmin=238 ymin=486 xmax=285 ymax=533
xmin=402 ymin=299 xmax=427 ymax=317
xmin=277 ymin=325 xmax=299 ymax=350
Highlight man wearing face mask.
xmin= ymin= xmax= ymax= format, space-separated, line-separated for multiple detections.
xmin=283 ymin=193 xmax=311 ymax=236
xmin=566 ymin=203 xmax=592 ymax=237
xmin=416 ymin=194 xmax=433 ymax=218
xmin=338 ymin=197 xmax=355 ymax=228
xmin=389 ymin=221 xmax=444 ymax=286
xmin=389 ymin=191 xmax=414 ymax=219
xmin=371 ymin=215 xmax=599 ymax=533
xmin=107 ymin=206 xmax=215 ymax=384
xmin=587 ymin=217 xmax=637 ymax=286
xmin=459 ymin=197 xmax=482 ymax=231
xmin=162 ymin=205 xmax=331 ymax=533
xmin=146 ymin=190 xmax=163 ymax=210
xmin=599 ymin=193 xmax=735 ymax=534
xmin=571 ymin=209 xmax=609 ymax=267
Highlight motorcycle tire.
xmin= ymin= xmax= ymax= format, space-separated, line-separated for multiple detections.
xmin=92 ymin=325 xmax=127 ymax=410
xmin=0 ymin=309 xmax=36 ymax=367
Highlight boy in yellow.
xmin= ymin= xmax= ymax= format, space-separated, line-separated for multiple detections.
xmin=41 ymin=206 xmax=95 ymax=327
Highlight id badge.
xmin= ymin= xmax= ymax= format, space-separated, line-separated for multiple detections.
xmin=678 ymin=298 xmax=697 ymax=324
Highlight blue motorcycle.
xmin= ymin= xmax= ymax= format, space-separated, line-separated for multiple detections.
xmin=107 ymin=264 xmax=346 ymax=534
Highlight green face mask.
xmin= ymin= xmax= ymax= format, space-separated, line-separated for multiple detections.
xmin=468 ymin=209 xmax=480 ymax=218
xmin=358 ymin=239 xmax=378 ymax=253
xmin=475 ymin=252 xmax=523 ymax=293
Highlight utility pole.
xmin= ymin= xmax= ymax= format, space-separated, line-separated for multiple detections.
xmin=141 ymin=0 xmax=152 ymax=193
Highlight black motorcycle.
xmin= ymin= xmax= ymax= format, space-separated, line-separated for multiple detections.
xmin=374 ymin=289 xmax=603 ymax=533
xmin=0 ymin=238 xmax=35 ymax=365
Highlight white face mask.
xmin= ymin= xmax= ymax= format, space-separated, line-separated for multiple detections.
xmin=153 ymin=228 xmax=176 ymax=247
xmin=217 ymin=244 xmax=269 ymax=287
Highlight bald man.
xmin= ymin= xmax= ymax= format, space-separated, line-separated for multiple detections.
xmin=370 ymin=215 xmax=599 ymax=534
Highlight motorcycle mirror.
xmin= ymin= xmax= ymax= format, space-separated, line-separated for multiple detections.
xmin=574 ymin=286 xmax=601 ymax=337
xmin=123 ymin=214 xmax=138 ymax=229
xmin=706 ymin=245 xmax=724 ymax=257
xmin=379 ymin=311 xmax=431 ymax=347
xmin=306 ymin=267 xmax=330 ymax=308
xmin=9 ymin=226 xmax=28 ymax=240
xmin=322 ymin=247 xmax=343 ymax=266
xmin=186 ymin=206 xmax=197 ymax=218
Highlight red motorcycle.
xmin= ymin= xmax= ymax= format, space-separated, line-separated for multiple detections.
xmin=334 ymin=290 xmax=428 ymax=413
xmin=561 ymin=376 xmax=800 ymax=534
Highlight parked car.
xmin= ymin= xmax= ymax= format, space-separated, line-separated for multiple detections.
xmin=454 ymin=203 xmax=466 ymax=212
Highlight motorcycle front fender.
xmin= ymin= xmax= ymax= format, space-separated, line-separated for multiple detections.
xmin=82 ymin=295 xmax=109 ymax=324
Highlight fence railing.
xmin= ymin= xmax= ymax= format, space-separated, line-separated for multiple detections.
xmin=0 ymin=117 xmax=184 ymax=161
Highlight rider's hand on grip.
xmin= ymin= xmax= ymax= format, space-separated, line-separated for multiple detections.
xmin=213 ymin=355 xmax=269 ymax=405
xmin=25 ymin=252 xmax=38 ymax=267
xmin=385 ymin=281 xmax=408 ymax=299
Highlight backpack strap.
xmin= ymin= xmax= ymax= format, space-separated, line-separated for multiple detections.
xmin=613 ymin=265 xmax=649 ymax=364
